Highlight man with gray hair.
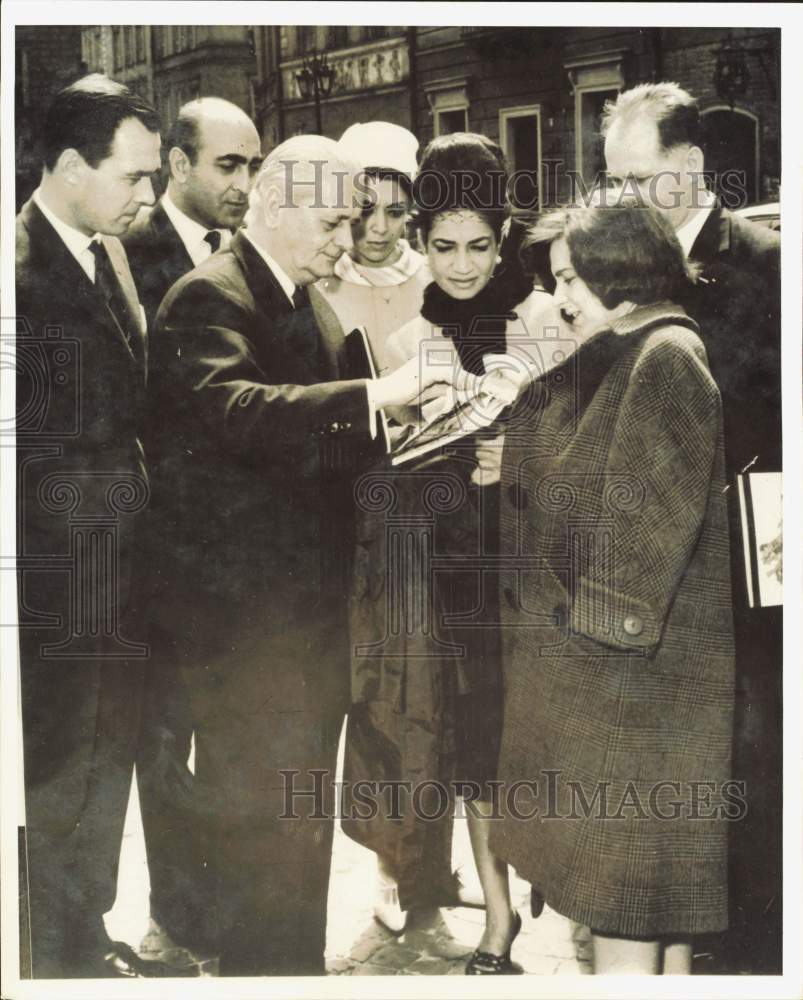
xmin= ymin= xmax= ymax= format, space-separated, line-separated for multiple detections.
xmin=147 ymin=135 xmax=458 ymax=975
xmin=603 ymin=82 xmax=782 ymax=973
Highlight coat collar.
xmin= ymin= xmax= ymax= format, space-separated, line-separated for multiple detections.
xmin=230 ymin=229 xmax=295 ymax=319
xmin=610 ymin=300 xmax=698 ymax=338
xmin=689 ymin=205 xmax=732 ymax=263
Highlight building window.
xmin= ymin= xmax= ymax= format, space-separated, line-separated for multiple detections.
xmin=328 ymin=26 xmax=349 ymax=49
xmin=136 ymin=26 xmax=146 ymax=63
xmin=565 ymin=50 xmax=628 ymax=190
xmin=437 ymin=108 xmax=467 ymax=135
xmin=499 ymin=105 xmax=542 ymax=209
xmin=16 ymin=47 xmax=30 ymax=108
xmin=426 ymin=79 xmax=470 ymax=138
xmin=296 ymin=25 xmax=316 ymax=56
xmin=363 ymin=27 xmax=386 ymax=42
xmin=112 ymin=27 xmax=123 ymax=71
xmin=700 ymin=106 xmax=760 ymax=206
xmin=124 ymin=26 xmax=134 ymax=67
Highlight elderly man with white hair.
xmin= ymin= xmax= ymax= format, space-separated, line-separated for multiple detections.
xmin=146 ymin=134 xmax=457 ymax=976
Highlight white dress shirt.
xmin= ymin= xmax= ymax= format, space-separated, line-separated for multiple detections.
xmin=675 ymin=189 xmax=716 ymax=257
xmin=161 ymin=191 xmax=231 ymax=267
xmin=33 ymin=189 xmax=98 ymax=282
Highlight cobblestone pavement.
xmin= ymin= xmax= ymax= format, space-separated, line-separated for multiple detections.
xmin=105 ymin=750 xmax=590 ymax=978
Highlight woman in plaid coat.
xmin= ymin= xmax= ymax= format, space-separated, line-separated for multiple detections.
xmin=489 ymin=201 xmax=735 ymax=974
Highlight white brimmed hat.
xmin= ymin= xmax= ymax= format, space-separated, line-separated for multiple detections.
xmin=338 ymin=121 xmax=419 ymax=178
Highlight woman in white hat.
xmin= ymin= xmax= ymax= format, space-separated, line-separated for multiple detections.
xmin=330 ymin=123 xmax=485 ymax=934
xmin=316 ymin=121 xmax=430 ymax=374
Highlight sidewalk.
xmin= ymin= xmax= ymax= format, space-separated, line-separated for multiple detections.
xmin=105 ymin=746 xmax=590 ymax=977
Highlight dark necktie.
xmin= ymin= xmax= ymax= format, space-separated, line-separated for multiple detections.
xmin=292 ymin=285 xmax=309 ymax=311
xmin=89 ymin=240 xmax=133 ymax=347
xmin=204 ymin=230 xmax=222 ymax=253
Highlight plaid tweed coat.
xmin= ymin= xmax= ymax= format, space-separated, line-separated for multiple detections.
xmin=489 ymin=301 xmax=736 ymax=937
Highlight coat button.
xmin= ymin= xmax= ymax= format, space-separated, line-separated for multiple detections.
xmin=623 ymin=615 xmax=643 ymax=636
xmin=507 ymin=483 xmax=528 ymax=510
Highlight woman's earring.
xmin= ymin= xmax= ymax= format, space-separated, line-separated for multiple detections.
xmin=495 ymin=254 xmax=502 ymax=265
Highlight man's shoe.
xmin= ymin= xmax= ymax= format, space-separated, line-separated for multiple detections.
xmin=430 ymin=868 xmax=486 ymax=909
xmin=104 ymin=941 xmax=199 ymax=978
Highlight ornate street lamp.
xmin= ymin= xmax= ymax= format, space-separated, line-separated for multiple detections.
xmin=295 ymin=51 xmax=335 ymax=133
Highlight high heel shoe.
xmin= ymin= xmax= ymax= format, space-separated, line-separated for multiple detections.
xmin=465 ymin=910 xmax=524 ymax=975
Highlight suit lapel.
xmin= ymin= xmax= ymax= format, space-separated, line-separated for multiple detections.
xmin=21 ymin=199 xmax=145 ymax=377
xmin=151 ymin=199 xmax=195 ymax=276
xmin=689 ymin=206 xmax=731 ymax=268
xmin=103 ymin=236 xmax=147 ymax=370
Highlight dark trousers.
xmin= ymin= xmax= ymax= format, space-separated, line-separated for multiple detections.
xmin=19 ymin=651 xmax=144 ymax=978
xmin=136 ymin=627 xmax=209 ymax=945
xmin=189 ymin=691 xmax=348 ymax=976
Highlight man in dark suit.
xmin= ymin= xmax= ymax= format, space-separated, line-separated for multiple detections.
xmin=15 ymin=74 xmax=171 ymax=978
xmin=121 ymin=97 xmax=262 ymax=953
xmin=148 ymin=134 xmax=455 ymax=976
xmin=603 ymin=82 xmax=782 ymax=973
xmin=123 ymin=97 xmax=262 ymax=331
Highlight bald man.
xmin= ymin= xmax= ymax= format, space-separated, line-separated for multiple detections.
xmin=147 ymin=136 xmax=456 ymax=974
xmin=123 ymin=96 xmax=263 ymax=331
xmin=123 ymin=99 xmax=261 ymax=956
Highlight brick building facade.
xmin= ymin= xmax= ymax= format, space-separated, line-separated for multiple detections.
xmin=254 ymin=25 xmax=780 ymax=209
xmin=14 ymin=24 xmax=780 ymax=211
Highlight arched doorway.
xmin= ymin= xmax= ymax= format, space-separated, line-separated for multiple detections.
xmin=700 ymin=106 xmax=759 ymax=207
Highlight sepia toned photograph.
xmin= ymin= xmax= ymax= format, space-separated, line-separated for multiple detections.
xmin=1 ymin=5 xmax=798 ymax=998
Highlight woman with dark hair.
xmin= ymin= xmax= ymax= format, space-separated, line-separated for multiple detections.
xmin=316 ymin=122 xmax=430 ymax=374
xmin=343 ymin=131 xmax=557 ymax=974
xmin=490 ymin=198 xmax=735 ymax=975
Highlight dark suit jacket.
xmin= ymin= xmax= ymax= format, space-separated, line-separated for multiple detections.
xmin=122 ymin=198 xmax=195 ymax=333
xmin=147 ymin=231 xmax=372 ymax=717
xmin=680 ymin=206 xmax=782 ymax=952
xmin=681 ymin=206 xmax=781 ymax=477
xmin=16 ymin=196 xmax=148 ymax=834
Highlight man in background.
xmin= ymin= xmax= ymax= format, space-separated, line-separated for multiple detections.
xmin=15 ymin=74 xmax=170 ymax=978
xmin=122 ymin=95 xmax=262 ymax=957
xmin=123 ymin=96 xmax=262 ymax=330
xmin=603 ymin=81 xmax=782 ymax=974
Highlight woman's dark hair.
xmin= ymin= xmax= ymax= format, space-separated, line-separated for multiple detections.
xmin=359 ymin=167 xmax=414 ymax=201
xmin=523 ymin=198 xmax=697 ymax=308
xmin=42 ymin=73 xmax=161 ymax=171
xmin=412 ymin=132 xmax=510 ymax=242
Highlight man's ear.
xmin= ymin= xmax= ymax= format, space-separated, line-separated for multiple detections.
xmin=169 ymin=146 xmax=192 ymax=184
xmin=686 ymin=144 xmax=705 ymax=176
xmin=55 ymin=148 xmax=87 ymax=186
xmin=261 ymin=182 xmax=282 ymax=230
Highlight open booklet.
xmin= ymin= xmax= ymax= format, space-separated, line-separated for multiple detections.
xmin=389 ymin=384 xmax=509 ymax=466
xmin=343 ymin=326 xmax=527 ymax=468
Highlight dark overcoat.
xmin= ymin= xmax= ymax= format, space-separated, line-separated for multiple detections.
xmin=147 ymin=230 xmax=373 ymax=974
xmin=680 ymin=208 xmax=782 ymax=962
xmin=489 ymin=302 xmax=735 ymax=937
